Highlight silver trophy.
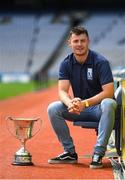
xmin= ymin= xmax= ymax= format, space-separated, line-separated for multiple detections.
xmin=6 ymin=117 xmax=41 ymax=166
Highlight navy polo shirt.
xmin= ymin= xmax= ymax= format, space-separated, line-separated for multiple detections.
xmin=59 ymin=49 xmax=113 ymax=100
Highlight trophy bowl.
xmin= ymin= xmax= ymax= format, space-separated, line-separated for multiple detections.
xmin=6 ymin=117 xmax=41 ymax=166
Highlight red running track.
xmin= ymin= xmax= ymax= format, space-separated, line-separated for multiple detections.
xmin=0 ymin=85 xmax=114 ymax=179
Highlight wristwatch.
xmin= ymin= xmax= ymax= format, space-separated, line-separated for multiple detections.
xmin=84 ymin=100 xmax=89 ymax=107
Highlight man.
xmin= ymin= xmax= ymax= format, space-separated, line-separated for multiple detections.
xmin=47 ymin=26 xmax=117 ymax=169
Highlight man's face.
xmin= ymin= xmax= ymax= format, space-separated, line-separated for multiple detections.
xmin=68 ymin=33 xmax=89 ymax=56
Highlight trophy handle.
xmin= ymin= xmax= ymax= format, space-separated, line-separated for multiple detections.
xmin=31 ymin=117 xmax=42 ymax=138
xmin=6 ymin=116 xmax=16 ymax=137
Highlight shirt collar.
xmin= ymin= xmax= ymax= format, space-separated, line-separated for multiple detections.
xmin=72 ymin=50 xmax=93 ymax=65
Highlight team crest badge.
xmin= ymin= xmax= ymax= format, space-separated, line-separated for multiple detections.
xmin=87 ymin=68 xmax=93 ymax=80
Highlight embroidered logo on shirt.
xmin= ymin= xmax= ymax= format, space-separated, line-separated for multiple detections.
xmin=87 ymin=68 xmax=93 ymax=80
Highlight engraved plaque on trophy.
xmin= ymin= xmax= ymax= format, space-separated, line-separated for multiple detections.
xmin=6 ymin=117 xmax=41 ymax=166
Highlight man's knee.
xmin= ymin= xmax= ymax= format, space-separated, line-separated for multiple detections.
xmin=101 ymin=98 xmax=117 ymax=112
xmin=47 ymin=101 xmax=63 ymax=117
xmin=47 ymin=101 xmax=57 ymax=115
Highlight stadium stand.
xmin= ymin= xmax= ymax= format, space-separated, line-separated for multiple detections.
xmin=0 ymin=13 xmax=69 ymax=82
xmin=92 ymin=13 xmax=125 ymax=68
xmin=0 ymin=15 xmax=34 ymax=73
xmin=29 ymin=14 xmax=69 ymax=75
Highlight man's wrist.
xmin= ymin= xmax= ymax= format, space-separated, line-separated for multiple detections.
xmin=82 ymin=100 xmax=89 ymax=108
xmin=85 ymin=100 xmax=89 ymax=107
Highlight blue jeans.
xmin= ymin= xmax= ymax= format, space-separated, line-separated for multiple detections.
xmin=47 ymin=98 xmax=117 ymax=156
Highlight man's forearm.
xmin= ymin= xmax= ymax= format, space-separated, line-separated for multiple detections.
xmin=59 ymin=90 xmax=72 ymax=107
xmin=83 ymin=83 xmax=114 ymax=107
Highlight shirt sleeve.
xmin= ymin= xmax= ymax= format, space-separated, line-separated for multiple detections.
xmin=58 ymin=60 xmax=70 ymax=80
xmin=97 ymin=60 xmax=114 ymax=85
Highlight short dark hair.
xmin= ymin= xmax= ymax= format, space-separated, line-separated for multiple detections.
xmin=68 ymin=26 xmax=89 ymax=39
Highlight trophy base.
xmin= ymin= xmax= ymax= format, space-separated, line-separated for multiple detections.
xmin=12 ymin=154 xmax=34 ymax=166
xmin=12 ymin=162 xmax=34 ymax=166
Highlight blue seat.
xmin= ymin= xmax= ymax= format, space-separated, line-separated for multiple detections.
xmin=73 ymin=121 xmax=98 ymax=135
